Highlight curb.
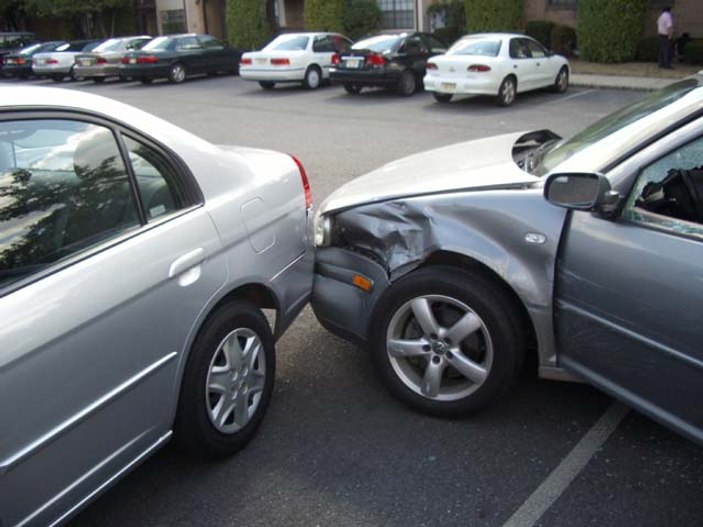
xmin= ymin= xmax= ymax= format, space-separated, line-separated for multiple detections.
xmin=570 ymin=74 xmax=681 ymax=92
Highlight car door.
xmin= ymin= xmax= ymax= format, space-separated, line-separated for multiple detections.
xmin=0 ymin=114 xmax=226 ymax=526
xmin=554 ymin=118 xmax=703 ymax=445
xmin=175 ymin=35 xmax=205 ymax=73
xmin=198 ymin=35 xmax=232 ymax=73
xmin=508 ymin=37 xmax=537 ymax=91
xmin=397 ymin=34 xmax=429 ymax=75
xmin=524 ymin=38 xmax=554 ymax=87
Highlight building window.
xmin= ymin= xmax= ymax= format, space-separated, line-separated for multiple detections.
xmin=377 ymin=0 xmax=415 ymax=29
xmin=161 ymin=9 xmax=186 ymax=34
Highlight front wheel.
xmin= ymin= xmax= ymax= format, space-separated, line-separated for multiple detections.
xmin=259 ymin=81 xmax=275 ymax=90
xmin=343 ymin=83 xmax=362 ymax=95
xmin=496 ymin=76 xmax=517 ymax=107
xmin=370 ymin=266 xmax=525 ymax=417
xmin=168 ymin=62 xmax=187 ymax=83
xmin=174 ymin=301 xmax=275 ymax=458
xmin=553 ymin=66 xmax=569 ymax=93
xmin=433 ymin=92 xmax=453 ymax=103
xmin=397 ymin=70 xmax=417 ymax=96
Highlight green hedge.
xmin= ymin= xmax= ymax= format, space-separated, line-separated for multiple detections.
xmin=683 ymin=39 xmax=703 ymax=65
xmin=525 ymin=20 xmax=554 ymax=49
xmin=463 ymin=0 xmax=522 ymax=33
xmin=551 ymin=24 xmax=576 ymax=56
xmin=577 ymin=0 xmax=645 ymax=63
xmin=304 ymin=0 xmax=344 ymax=32
xmin=343 ymin=0 xmax=382 ymax=40
xmin=636 ymin=36 xmax=659 ymax=62
xmin=226 ymin=0 xmax=271 ymax=50
xmin=427 ymin=0 xmax=465 ymax=46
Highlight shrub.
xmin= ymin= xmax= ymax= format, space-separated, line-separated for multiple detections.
xmin=525 ymin=20 xmax=554 ymax=49
xmin=226 ymin=0 xmax=271 ymax=50
xmin=432 ymin=27 xmax=464 ymax=47
xmin=343 ymin=0 xmax=382 ymax=40
xmin=428 ymin=0 xmax=465 ymax=46
xmin=636 ymin=36 xmax=659 ymax=62
xmin=577 ymin=0 xmax=645 ymax=63
xmin=683 ymin=39 xmax=703 ymax=65
xmin=304 ymin=0 xmax=344 ymax=33
xmin=463 ymin=0 xmax=522 ymax=33
xmin=550 ymin=24 xmax=576 ymax=56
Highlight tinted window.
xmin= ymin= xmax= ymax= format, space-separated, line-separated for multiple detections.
xmin=352 ymin=35 xmax=400 ymax=52
xmin=398 ymin=36 xmax=425 ymax=54
xmin=143 ymin=36 xmax=174 ymax=51
xmin=425 ymin=35 xmax=447 ymax=53
xmin=266 ymin=35 xmax=309 ymax=51
xmin=449 ymin=38 xmax=500 ymax=57
xmin=123 ymin=136 xmax=185 ymax=220
xmin=313 ymin=36 xmax=334 ymax=53
xmin=0 ymin=120 xmax=140 ymax=289
xmin=525 ymin=39 xmax=546 ymax=58
xmin=199 ymin=35 xmax=225 ymax=50
xmin=509 ymin=38 xmax=529 ymax=59
xmin=127 ymin=38 xmax=151 ymax=50
xmin=176 ymin=36 xmax=202 ymax=50
xmin=331 ymin=35 xmax=352 ymax=53
xmin=93 ymin=38 xmax=123 ymax=53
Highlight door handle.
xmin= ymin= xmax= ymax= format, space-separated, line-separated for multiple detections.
xmin=169 ymin=248 xmax=205 ymax=279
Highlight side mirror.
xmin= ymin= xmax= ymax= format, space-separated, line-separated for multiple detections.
xmin=544 ymin=172 xmax=621 ymax=216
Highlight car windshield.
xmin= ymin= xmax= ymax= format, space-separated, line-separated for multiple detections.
xmin=448 ymin=38 xmax=501 ymax=57
xmin=352 ymin=35 xmax=400 ymax=53
xmin=142 ymin=36 xmax=172 ymax=51
xmin=266 ymin=35 xmax=309 ymax=51
xmin=93 ymin=38 xmax=122 ymax=52
xmin=533 ymin=79 xmax=701 ymax=176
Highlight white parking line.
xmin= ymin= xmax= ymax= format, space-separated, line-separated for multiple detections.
xmin=556 ymin=89 xmax=596 ymax=103
xmin=501 ymin=401 xmax=629 ymax=527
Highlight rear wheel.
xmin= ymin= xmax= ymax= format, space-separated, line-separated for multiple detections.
xmin=343 ymin=83 xmax=362 ymax=95
xmin=168 ymin=62 xmax=187 ymax=84
xmin=259 ymin=81 xmax=276 ymax=89
xmin=397 ymin=69 xmax=417 ymax=96
xmin=302 ymin=65 xmax=322 ymax=89
xmin=496 ymin=76 xmax=517 ymax=107
xmin=553 ymin=66 xmax=569 ymax=93
xmin=370 ymin=266 xmax=525 ymax=417
xmin=69 ymin=65 xmax=83 ymax=82
xmin=433 ymin=93 xmax=453 ymax=103
xmin=174 ymin=301 xmax=276 ymax=458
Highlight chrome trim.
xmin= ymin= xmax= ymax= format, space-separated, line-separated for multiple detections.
xmin=0 ymin=352 xmax=177 ymax=475
xmin=47 ymin=432 xmax=172 ymax=527
xmin=270 ymin=251 xmax=306 ymax=283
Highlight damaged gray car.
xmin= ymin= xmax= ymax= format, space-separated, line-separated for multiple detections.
xmin=312 ymin=77 xmax=703 ymax=446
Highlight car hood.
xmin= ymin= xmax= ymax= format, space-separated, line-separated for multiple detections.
xmin=319 ymin=131 xmax=539 ymax=214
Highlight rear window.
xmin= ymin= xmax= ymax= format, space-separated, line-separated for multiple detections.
xmin=17 ymin=43 xmax=43 ymax=55
xmin=142 ymin=36 xmax=173 ymax=51
xmin=266 ymin=35 xmax=309 ymax=51
xmin=448 ymin=38 xmax=501 ymax=57
xmin=352 ymin=35 xmax=401 ymax=53
xmin=93 ymin=38 xmax=122 ymax=53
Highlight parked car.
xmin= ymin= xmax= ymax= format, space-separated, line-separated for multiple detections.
xmin=2 ymin=41 xmax=66 ymax=79
xmin=0 ymin=31 xmax=35 ymax=76
xmin=74 ymin=35 xmax=152 ymax=83
xmin=0 ymin=85 xmax=314 ymax=525
xmin=311 ymin=77 xmax=703 ymax=446
xmin=240 ymin=32 xmax=353 ymax=90
xmin=32 ymin=39 xmax=103 ymax=81
xmin=119 ymin=33 xmax=241 ymax=84
xmin=329 ymin=32 xmax=447 ymax=96
xmin=424 ymin=33 xmax=570 ymax=106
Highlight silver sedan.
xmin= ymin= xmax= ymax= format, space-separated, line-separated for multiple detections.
xmin=0 ymin=86 xmax=313 ymax=526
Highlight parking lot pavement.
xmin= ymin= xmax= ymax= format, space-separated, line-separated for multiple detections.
xmin=3 ymin=75 xmax=700 ymax=526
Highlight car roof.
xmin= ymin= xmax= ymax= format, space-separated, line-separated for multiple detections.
xmin=459 ymin=33 xmax=531 ymax=40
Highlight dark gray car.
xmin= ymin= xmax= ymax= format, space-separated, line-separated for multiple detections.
xmin=311 ymin=77 xmax=703 ymax=446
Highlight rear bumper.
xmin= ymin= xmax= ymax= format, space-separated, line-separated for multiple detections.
xmin=311 ymin=247 xmax=390 ymax=346
xmin=2 ymin=64 xmax=33 ymax=77
xmin=330 ymin=68 xmax=401 ymax=88
xmin=74 ymin=64 xmax=121 ymax=78
xmin=119 ymin=64 xmax=170 ymax=80
xmin=240 ymin=67 xmax=306 ymax=82
xmin=423 ymin=73 xmax=501 ymax=96
xmin=32 ymin=64 xmax=72 ymax=76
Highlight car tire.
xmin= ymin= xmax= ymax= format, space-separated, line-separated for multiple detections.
xmin=397 ymin=69 xmax=417 ymax=96
xmin=553 ymin=66 xmax=569 ymax=93
xmin=51 ymin=75 xmax=65 ymax=82
xmin=92 ymin=77 xmax=105 ymax=84
xmin=433 ymin=93 xmax=453 ymax=103
xmin=343 ymin=83 xmax=362 ymax=95
xmin=69 ymin=65 xmax=84 ymax=82
xmin=302 ymin=65 xmax=322 ymax=90
xmin=168 ymin=62 xmax=187 ymax=84
xmin=369 ymin=265 xmax=525 ymax=418
xmin=496 ymin=76 xmax=517 ymax=107
xmin=259 ymin=81 xmax=276 ymax=90
xmin=173 ymin=301 xmax=276 ymax=459
xmin=140 ymin=78 xmax=153 ymax=84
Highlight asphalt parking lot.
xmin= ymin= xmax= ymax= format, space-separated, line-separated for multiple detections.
xmin=4 ymin=74 xmax=701 ymax=526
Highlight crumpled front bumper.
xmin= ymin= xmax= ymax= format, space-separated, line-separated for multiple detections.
xmin=311 ymin=247 xmax=390 ymax=347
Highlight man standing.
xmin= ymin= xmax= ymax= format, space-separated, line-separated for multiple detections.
xmin=658 ymin=6 xmax=674 ymax=69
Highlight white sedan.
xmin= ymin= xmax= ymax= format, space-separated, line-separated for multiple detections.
xmin=240 ymin=32 xmax=353 ymax=90
xmin=423 ymin=33 xmax=570 ymax=106
xmin=32 ymin=39 xmax=102 ymax=81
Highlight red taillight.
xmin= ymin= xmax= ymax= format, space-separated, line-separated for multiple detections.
xmin=366 ymin=53 xmax=385 ymax=66
xmin=46 ymin=58 xmax=58 ymax=64
xmin=96 ymin=57 xmax=107 ymax=64
xmin=290 ymin=155 xmax=312 ymax=210
xmin=16 ymin=58 xmax=25 ymax=65
xmin=331 ymin=53 xmax=340 ymax=66
xmin=240 ymin=57 xmax=252 ymax=65
xmin=270 ymin=58 xmax=290 ymax=66
xmin=467 ymin=64 xmax=491 ymax=72
xmin=426 ymin=62 xmax=437 ymax=70
xmin=136 ymin=55 xmax=158 ymax=64
xmin=120 ymin=56 xmax=129 ymax=64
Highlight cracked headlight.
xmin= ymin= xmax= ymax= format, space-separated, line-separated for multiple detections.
xmin=314 ymin=213 xmax=333 ymax=247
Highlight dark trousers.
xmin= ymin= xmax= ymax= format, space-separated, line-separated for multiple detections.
xmin=659 ymin=34 xmax=672 ymax=67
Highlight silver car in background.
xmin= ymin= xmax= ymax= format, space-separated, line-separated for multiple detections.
xmin=74 ymin=36 xmax=152 ymax=83
xmin=312 ymin=77 xmax=703 ymax=446
xmin=0 ymin=86 xmax=313 ymax=526
xmin=32 ymin=39 xmax=102 ymax=82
